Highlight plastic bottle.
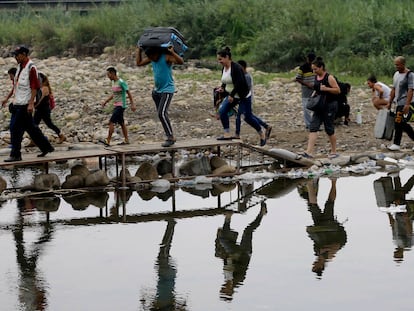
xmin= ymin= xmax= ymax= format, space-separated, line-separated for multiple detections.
xmin=356 ymin=108 xmax=362 ymax=125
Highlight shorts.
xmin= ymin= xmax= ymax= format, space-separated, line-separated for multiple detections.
xmin=309 ymin=100 xmax=338 ymax=136
xmin=110 ymin=106 xmax=125 ymax=125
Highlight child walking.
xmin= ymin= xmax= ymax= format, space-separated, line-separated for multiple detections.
xmin=100 ymin=67 xmax=136 ymax=146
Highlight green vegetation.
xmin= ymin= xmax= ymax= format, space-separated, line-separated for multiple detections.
xmin=1 ymin=0 xmax=414 ymax=78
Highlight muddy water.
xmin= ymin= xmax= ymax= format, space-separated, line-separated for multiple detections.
xmin=0 ymin=168 xmax=414 ymax=311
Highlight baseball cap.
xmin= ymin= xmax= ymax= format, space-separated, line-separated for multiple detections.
xmin=13 ymin=45 xmax=29 ymax=56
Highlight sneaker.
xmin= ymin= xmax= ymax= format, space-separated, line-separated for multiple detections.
xmin=4 ymin=156 xmax=22 ymax=162
xmin=162 ymin=138 xmax=176 ymax=147
xmin=388 ymin=144 xmax=401 ymax=151
xmin=37 ymin=146 xmax=54 ymax=158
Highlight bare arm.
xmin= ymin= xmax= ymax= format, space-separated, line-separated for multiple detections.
xmin=136 ymin=47 xmax=151 ymax=66
xmin=374 ymin=83 xmax=384 ymax=98
xmin=127 ymin=90 xmax=136 ymax=112
xmin=165 ymin=46 xmax=184 ymax=65
xmin=321 ymin=75 xmax=340 ymax=94
xmin=102 ymin=94 xmax=114 ymax=107
xmin=2 ymin=88 xmax=14 ymax=107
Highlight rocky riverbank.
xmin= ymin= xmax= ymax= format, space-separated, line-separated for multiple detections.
xmin=0 ymin=50 xmax=403 ymax=157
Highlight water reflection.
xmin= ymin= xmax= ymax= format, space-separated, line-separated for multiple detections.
xmin=374 ymin=173 xmax=414 ymax=262
xmin=215 ymin=202 xmax=267 ymax=301
xmin=14 ymin=197 xmax=53 ymax=310
xmin=140 ymin=220 xmax=188 ymax=310
xmin=301 ymin=178 xmax=347 ymax=278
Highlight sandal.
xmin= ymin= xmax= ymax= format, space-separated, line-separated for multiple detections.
xmin=328 ymin=153 xmax=339 ymax=159
xmin=300 ymin=152 xmax=314 ymax=159
xmin=99 ymin=138 xmax=110 ymax=146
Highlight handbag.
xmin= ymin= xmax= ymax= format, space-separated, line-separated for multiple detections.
xmin=306 ymin=94 xmax=325 ymax=111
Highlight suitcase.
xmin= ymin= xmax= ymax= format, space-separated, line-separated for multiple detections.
xmin=373 ymin=176 xmax=395 ymax=207
xmin=374 ymin=109 xmax=394 ymax=140
xmin=137 ymin=27 xmax=188 ymax=56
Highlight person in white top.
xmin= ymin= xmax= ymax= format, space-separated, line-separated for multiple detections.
xmin=367 ymin=75 xmax=391 ymax=110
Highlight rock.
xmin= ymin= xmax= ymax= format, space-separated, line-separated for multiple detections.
xmin=179 ymin=156 xmax=211 ymax=176
xmin=84 ymin=170 xmax=110 ymax=187
xmin=135 ymin=162 xmax=159 ymax=181
xmin=71 ymin=164 xmax=90 ymax=179
xmin=33 ymin=173 xmax=60 ymax=191
xmin=210 ymin=156 xmax=228 ymax=169
xmin=62 ymin=175 xmax=85 ymax=189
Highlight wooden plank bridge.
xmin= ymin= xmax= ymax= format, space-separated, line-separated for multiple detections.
xmin=0 ymin=138 xmax=314 ymax=188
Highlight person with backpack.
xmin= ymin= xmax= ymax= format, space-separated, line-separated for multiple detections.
xmin=387 ymin=56 xmax=414 ymax=151
xmin=302 ymin=57 xmax=341 ymax=159
xmin=4 ymin=45 xmax=54 ymax=162
xmin=234 ymin=60 xmax=272 ymax=141
xmin=33 ymin=72 xmax=66 ymax=144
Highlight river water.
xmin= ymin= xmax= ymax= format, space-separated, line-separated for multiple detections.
xmin=1 ymin=166 xmax=414 ymax=311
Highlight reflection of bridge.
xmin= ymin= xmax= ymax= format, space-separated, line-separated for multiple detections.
xmin=0 ymin=177 xmax=303 ymax=230
xmin=0 ymin=0 xmax=125 ymax=11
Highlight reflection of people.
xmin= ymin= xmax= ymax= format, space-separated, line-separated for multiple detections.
xmin=215 ymin=204 xmax=267 ymax=300
xmin=295 ymin=52 xmax=316 ymax=129
xmin=136 ymin=45 xmax=184 ymax=147
xmin=140 ymin=220 xmax=187 ymax=310
xmin=387 ymin=56 xmax=414 ymax=151
xmin=13 ymin=197 xmax=53 ymax=310
xmin=305 ymin=178 xmax=347 ymax=278
xmin=374 ymin=173 xmax=414 ymax=262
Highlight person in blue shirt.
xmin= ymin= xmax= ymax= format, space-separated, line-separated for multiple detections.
xmin=136 ymin=45 xmax=184 ymax=147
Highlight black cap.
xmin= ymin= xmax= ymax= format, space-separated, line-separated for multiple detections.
xmin=13 ymin=45 xmax=29 ymax=56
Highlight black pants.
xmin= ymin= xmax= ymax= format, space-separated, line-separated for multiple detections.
xmin=393 ymin=105 xmax=414 ymax=146
xmin=33 ymin=105 xmax=61 ymax=135
xmin=10 ymin=105 xmax=53 ymax=158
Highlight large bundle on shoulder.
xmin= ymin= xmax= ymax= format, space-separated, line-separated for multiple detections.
xmin=137 ymin=27 xmax=188 ymax=56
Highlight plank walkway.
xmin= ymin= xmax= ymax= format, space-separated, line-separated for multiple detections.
xmin=0 ymin=139 xmax=313 ymax=188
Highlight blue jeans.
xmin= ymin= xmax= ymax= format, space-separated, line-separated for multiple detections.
xmin=234 ymin=96 xmax=262 ymax=134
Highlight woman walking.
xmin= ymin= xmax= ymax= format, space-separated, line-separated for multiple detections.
xmin=216 ymin=47 xmax=266 ymax=146
xmin=34 ymin=73 xmax=65 ymax=144
xmin=302 ymin=57 xmax=340 ymax=158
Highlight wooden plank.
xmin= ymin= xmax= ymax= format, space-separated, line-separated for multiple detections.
xmin=106 ymin=138 xmax=241 ymax=155
xmin=0 ymin=139 xmax=241 ymax=168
